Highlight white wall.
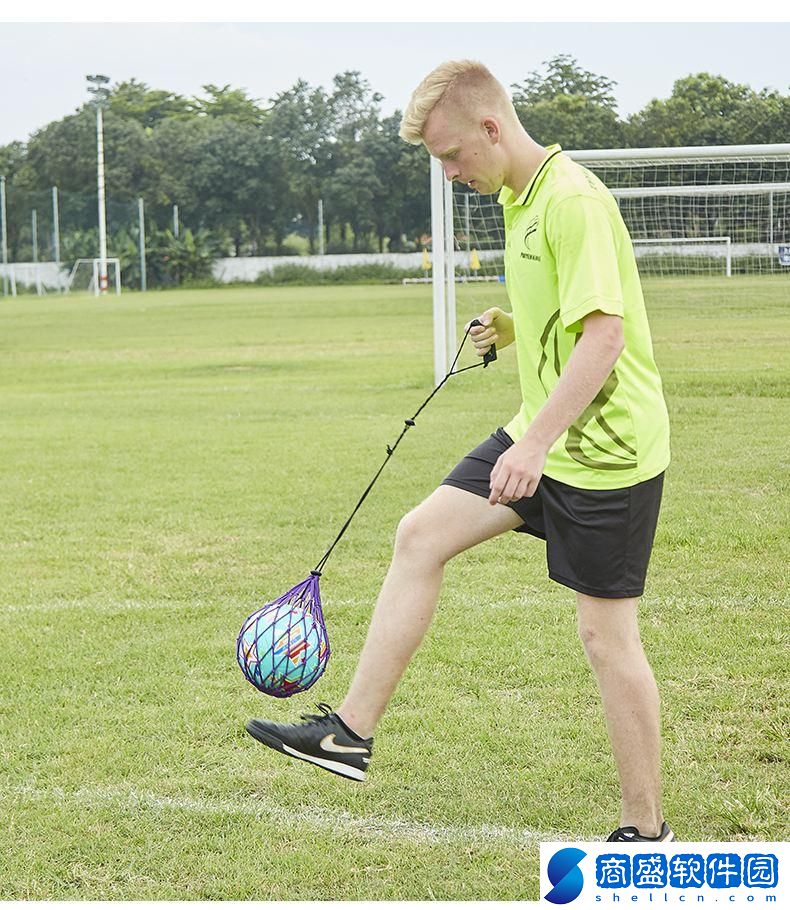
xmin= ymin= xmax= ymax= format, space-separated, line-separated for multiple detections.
xmin=211 ymin=252 xmax=427 ymax=282
xmin=1 ymin=262 xmax=67 ymax=290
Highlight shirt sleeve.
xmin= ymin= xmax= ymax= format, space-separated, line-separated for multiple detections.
xmin=546 ymin=194 xmax=625 ymax=334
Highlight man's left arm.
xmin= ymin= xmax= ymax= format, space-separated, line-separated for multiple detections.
xmin=489 ymin=311 xmax=624 ymax=504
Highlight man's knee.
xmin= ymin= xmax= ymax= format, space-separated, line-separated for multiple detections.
xmin=576 ymin=594 xmax=642 ymax=666
xmin=394 ymin=504 xmax=448 ymax=566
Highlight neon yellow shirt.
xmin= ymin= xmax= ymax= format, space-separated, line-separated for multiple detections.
xmin=500 ymin=145 xmax=670 ymax=490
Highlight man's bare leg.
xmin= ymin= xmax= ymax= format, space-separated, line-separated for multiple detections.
xmin=337 ymin=485 xmax=522 ymax=739
xmin=577 ymin=593 xmax=664 ymax=836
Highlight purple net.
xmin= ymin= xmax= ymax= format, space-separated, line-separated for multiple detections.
xmin=236 ymin=572 xmax=330 ymax=698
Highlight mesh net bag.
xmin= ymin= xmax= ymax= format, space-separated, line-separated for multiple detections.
xmin=236 ymin=572 xmax=330 ymax=698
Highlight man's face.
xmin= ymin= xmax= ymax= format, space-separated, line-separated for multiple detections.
xmin=422 ymin=106 xmax=505 ymax=195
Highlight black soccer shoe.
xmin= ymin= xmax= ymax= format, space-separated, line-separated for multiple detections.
xmin=245 ymin=702 xmax=373 ymax=782
xmin=607 ymin=821 xmax=675 ymax=842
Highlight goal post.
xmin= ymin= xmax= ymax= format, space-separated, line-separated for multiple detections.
xmin=430 ymin=157 xmax=458 ymax=384
xmin=67 ymin=258 xmax=122 ymax=296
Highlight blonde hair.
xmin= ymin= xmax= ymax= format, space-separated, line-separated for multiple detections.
xmin=399 ymin=60 xmax=515 ymax=145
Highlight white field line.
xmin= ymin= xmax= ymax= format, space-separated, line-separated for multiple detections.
xmin=0 ymin=597 xmax=540 ymax=624
xmin=4 ymin=591 xmax=787 ymax=618
xmin=8 ymin=784 xmax=568 ymax=847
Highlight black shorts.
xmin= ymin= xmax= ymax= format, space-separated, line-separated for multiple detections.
xmin=441 ymin=428 xmax=664 ymax=599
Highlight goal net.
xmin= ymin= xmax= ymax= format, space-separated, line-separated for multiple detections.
xmin=427 ymin=144 xmax=789 ymax=381
xmin=67 ymin=258 xmax=122 ymax=295
xmin=449 ymin=143 xmax=790 ymax=281
xmin=572 ymin=143 xmax=790 ymax=277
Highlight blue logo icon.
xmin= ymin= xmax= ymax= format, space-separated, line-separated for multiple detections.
xmin=545 ymin=847 xmax=587 ymax=904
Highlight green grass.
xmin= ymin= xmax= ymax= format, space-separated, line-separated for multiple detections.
xmin=0 ymin=278 xmax=788 ymax=899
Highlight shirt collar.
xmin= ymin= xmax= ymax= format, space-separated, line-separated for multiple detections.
xmin=498 ymin=144 xmax=562 ymax=208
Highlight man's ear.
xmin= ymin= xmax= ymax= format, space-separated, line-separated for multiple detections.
xmin=482 ymin=117 xmax=501 ymax=144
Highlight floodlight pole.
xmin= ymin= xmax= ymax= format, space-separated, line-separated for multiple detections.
xmin=87 ymin=74 xmax=111 ymax=296
xmin=96 ymin=105 xmax=109 ymax=294
xmin=173 ymin=204 xmax=179 ymax=238
xmin=317 ymin=198 xmax=325 ymax=256
xmin=0 ymin=175 xmax=8 ymax=297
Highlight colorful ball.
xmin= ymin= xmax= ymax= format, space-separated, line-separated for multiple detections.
xmin=237 ymin=602 xmax=329 ymax=697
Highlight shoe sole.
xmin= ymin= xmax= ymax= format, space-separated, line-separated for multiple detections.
xmin=245 ymin=720 xmax=366 ymax=782
xmin=609 ymin=829 xmax=676 ymax=843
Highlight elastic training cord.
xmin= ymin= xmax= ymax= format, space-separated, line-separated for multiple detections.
xmin=313 ymin=323 xmax=495 ymax=576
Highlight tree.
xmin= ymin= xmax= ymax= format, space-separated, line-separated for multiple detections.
xmin=154 ymin=116 xmax=289 ymax=255
xmin=329 ymin=71 xmax=383 ymax=144
xmin=24 ymin=108 xmax=158 ymax=202
xmin=512 ymin=55 xmax=623 ymax=149
xmin=357 ymin=113 xmax=431 ymax=252
xmin=324 ymin=152 xmax=382 ymax=251
xmin=190 ymin=84 xmax=265 ymax=124
xmin=722 ymin=88 xmax=790 ymax=145
xmin=267 ymin=79 xmax=335 ymax=253
xmin=512 ymin=54 xmax=618 ymax=107
xmin=109 ymin=79 xmax=191 ymax=130
xmin=0 ymin=141 xmax=26 ymax=179
xmin=626 ymin=73 xmax=754 ymax=147
xmin=519 ymin=94 xmax=623 ymax=149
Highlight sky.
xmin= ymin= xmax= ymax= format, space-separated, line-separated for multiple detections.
xmin=1 ymin=20 xmax=789 ymax=148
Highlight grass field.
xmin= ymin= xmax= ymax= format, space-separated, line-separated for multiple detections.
xmin=0 ymin=278 xmax=788 ymax=899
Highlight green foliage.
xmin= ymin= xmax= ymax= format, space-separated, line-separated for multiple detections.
xmin=513 ymin=56 xmax=623 ymax=149
xmin=518 ymin=94 xmax=624 ymax=149
xmin=0 ymin=140 xmax=26 ymax=178
xmin=513 ymin=54 xmax=619 ymax=108
xmin=252 ymin=262 xmax=423 ymax=286
xmin=109 ymin=79 xmax=192 ymax=129
xmin=190 ymin=84 xmax=265 ymax=123
xmin=625 ymin=72 xmax=763 ymax=146
xmin=60 ymin=227 xmax=101 ymax=264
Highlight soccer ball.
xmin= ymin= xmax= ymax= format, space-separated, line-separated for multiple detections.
xmin=237 ymin=601 xmax=328 ymax=697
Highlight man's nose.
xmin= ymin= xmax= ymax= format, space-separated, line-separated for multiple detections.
xmin=443 ymin=162 xmax=460 ymax=182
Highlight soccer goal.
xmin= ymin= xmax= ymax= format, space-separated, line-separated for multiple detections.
xmin=632 ymin=237 xmax=733 ymax=277
xmin=570 ymin=143 xmax=790 ymax=278
xmin=67 ymin=258 xmax=122 ymax=296
xmin=428 ymin=143 xmax=790 ymax=381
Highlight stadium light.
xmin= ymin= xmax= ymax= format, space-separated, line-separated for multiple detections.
xmin=86 ymin=74 xmax=111 ymax=295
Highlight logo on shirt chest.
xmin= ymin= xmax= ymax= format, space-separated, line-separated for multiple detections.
xmin=521 ymin=215 xmax=541 ymax=261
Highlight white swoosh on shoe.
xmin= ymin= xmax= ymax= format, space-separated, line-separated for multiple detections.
xmin=320 ymin=734 xmax=369 ymax=755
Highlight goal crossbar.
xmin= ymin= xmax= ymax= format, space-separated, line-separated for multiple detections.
xmin=612 ymin=182 xmax=790 ymax=198
xmin=567 ymin=144 xmax=790 ymax=164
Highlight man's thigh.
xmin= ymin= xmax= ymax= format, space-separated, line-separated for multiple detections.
xmin=401 ymin=484 xmax=523 ymax=564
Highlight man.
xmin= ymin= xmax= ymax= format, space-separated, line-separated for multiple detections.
xmin=246 ymin=60 xmax=673 ymax=843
